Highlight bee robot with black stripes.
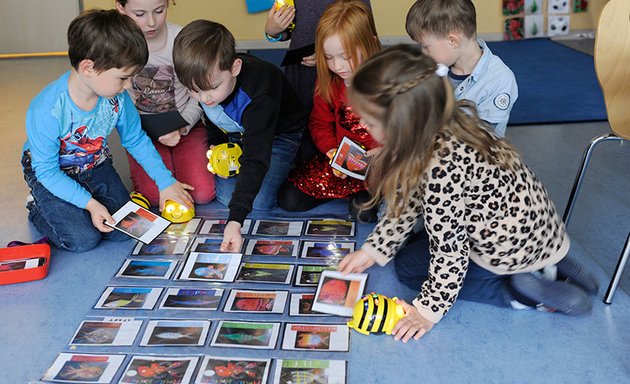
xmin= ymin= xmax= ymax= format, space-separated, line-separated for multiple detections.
xmin=347 ymin=293 xmax=406 ymax=335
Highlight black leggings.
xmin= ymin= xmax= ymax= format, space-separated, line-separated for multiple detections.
xmin=278 ymin=182 xmax=331 ymax=212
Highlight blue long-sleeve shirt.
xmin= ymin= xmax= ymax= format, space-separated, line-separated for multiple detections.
xmin=23 ymin=71 xmax=175 ymax=209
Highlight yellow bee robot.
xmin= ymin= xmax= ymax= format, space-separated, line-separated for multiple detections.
xmin=130 ymin=192 xmax=194 ymax=223
xmin=206 ymin=143 xmax=242 ymax=178
xmin=347 ymin=293 xmax=406 ymax=335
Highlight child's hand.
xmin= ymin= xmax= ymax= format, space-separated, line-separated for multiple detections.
xmin=326 ymin=148 xmax=346 ymax=179
xmin=85 ymin=198 xmax=115 ymax=233
xmin=221 ymin=221 xmax=243 ymax=252
xmin=301 ymin=53 xmax=316 ymax=67
xmin=265 ymin=4 xmax=295 ymax=37
xmin=158 ymin=128 xmax=185 ymax=147
xmin=391 ymin=299 xmax=434 ymax=342
xmin=337 ymin=249 xmax=375 ymax=274
xmin=158 ymin=181 xmax=194 ymax=211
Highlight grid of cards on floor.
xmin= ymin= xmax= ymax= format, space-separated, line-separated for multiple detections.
xmin=42 ymin=216 xmax=369 ymax=384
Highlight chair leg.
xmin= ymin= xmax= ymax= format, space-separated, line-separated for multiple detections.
xmin=562 ymin=133 xmax=621 ymax=226
xmin=603 ymin=232 xmax=630 ymax=304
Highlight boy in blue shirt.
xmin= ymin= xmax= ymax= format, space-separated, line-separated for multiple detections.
xmin=406 ymin=0 xmax=518 ymax=137
xmin=22 ymin=10 xmax=193 ymax=252
xmin=173 ymin=20 xmax=306 ymax=253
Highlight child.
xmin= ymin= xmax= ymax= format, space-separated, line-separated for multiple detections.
xmin=405 ymin=0 xmax=518 ymax=137
xmin=338 ymin=45 xmax=597 ymax=342
xmin=265 ymin=0 xmax=372 ymax=162
xmin=173 ymin=20 xmax=307 ymax=252
xmin=278 ymin=0 xmax=381 ymax=220
xmin=116 ymin=0 xmax=215 ymax=206
xmin=21 ymin=10 xmax=192 ymax=252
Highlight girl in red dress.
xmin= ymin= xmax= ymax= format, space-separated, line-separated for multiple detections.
xmin=278 ymin=0 xmax=381 ymax=220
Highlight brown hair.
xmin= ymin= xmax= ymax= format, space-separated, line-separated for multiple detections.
xmin=315 ymin=0 xmax=381 ymax=103
xmin=115 ymin=0 xmax=175 ymax=6
xmin=349 ymin=45 xmax=518 ymax=217
xmin=173 ymin=20 xmax=236 ymax=91
xmin=67 ymin=9 xmax=148 ymax=72
xmin=405 ymin=0 xmax=477 ymax=41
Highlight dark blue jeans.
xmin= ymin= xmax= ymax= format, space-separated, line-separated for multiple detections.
xmin=215 ymin=131 xmax=302 ymax=211
xmin=394 ymin=231 xmax=512 ymax=308
xmin=22 ymin=153 xmax=131 ymax=252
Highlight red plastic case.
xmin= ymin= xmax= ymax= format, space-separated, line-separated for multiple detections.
xmin=0 ymin=243 xmax=51 ymax=285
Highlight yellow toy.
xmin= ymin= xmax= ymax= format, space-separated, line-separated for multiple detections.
xmin=130 ymin=191 xmax=150 ymax=210
xmin=347 ymin=293 xmax=405 ymax=335
xmin=275 ymin=0 xmax=296 ymax=31
xmin=206 ymin=143 xmax=243 ymax=178
xmin=161 ymin=200 xmax=194 ymax=223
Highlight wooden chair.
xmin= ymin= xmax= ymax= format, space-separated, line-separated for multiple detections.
xmin=562 ymin=0 xmax=630 ymax=304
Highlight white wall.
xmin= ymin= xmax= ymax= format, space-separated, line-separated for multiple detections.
xmin=0 ymin=0 xmax=80 ymax=54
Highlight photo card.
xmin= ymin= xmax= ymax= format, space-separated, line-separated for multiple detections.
xmin=304 ymin=219 xmax=355 ymax=237
xmin=224 ymin=289 xmax=288 ymax=314
xmin=289 ymin=293 xmax=331 ymax=317
xmin=94 ymin=286 xmax=162 ymax=310
xmin=211 ymin=320 xmax=281 ymax=349
xmin=244 ymin=238 xmax=300 ymax=257
xmin=70 ymin=317 xmax=142 ymax=346
xmin=191 ymin=236 xmax=241 ymax=253
xmin=273 ymin=359 xmax=347 ymax=384
xmin=235 ymin=262 xmax=295 ymax=284
xmin=179 ymin=252 xmax=242 ymax=282
xmin=159 ymin=287 xmax=224 ymax=311
xmin=300 ymin=241 xmax=355 ymax=259
xmin=295 ymin=265 xmax=337 ymax=287
xmin=251 ymin=219 xmax=304 ymax=237
xmin=282 ymin=323 xmax=350 ymax=352
xmin=140 ymin=319 xmax=210 ymax=346
xmin=164 ymin=218 xmax=201 ymax=236
xmin=106 ymin=201 xmax=170 ymax=244
xmin=195 ymin=355 xmax=271 ymax=384
xmin=115 ymin=259 xmax=177 ymax=280
xmin=330 ymin=136 xmax=370 ymax=180
xmin=131 ymin=235 xmax=190 ymax=256
xmin=199 ymin=219 xmax=252 ymax=235
xmin=312 ymin=270 xmax=367 ymax=317
xmin=41 ymin=353 xmax=126 ymax=384
xmin=119 ymin=355 xmax=198 ymax=384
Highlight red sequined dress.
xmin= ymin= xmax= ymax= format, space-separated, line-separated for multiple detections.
xmin=288 ymin=80 xmax=378 ymax=199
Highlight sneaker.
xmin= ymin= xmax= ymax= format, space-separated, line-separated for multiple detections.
xmin=556 ymin=256 xmax=599 ymax=294
xmin=25 ymin=193 xmax=34 ymax=209
xmin=348 ymin=191 xmax=378 ymax=223
xmin=509 ymin=273 xmax=592 ymax=316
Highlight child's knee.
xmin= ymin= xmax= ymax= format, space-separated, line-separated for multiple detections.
xmin=56 ymin=230 xmax=101 ymax=252
xmin=191 ymin=185 xmax=216 ymax=205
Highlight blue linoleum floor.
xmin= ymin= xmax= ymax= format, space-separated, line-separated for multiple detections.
xmin=1 ymin=57 xmax=629 ymax=383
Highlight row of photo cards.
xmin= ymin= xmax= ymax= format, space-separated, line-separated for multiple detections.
xmin=115 ymin=257 xmax=339 ymax=287
xmin=69 ymin=317 xmax=350 ymax=351
xmin=95 ymin=270 xmax=368 ymax=317
xmin=132 ymin=237 xmax=356 ymax=259
xmin=105 ymin=202 xmax=356 ymax=245
xmin=162 ymin=217 xmax=355 ymax=239
xmin=43 ymin=353 xmax=347 ymax=384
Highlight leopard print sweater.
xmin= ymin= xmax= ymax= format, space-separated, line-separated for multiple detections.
xmin=362 ymin=134 xmax=570 ymax=323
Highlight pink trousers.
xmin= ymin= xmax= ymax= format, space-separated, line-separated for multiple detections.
xmin=127 ymin=123 xmax=216 ymax=206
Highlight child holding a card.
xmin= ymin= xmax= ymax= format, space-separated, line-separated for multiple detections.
xmin=277 ymin=0 xmax=381 ymax=220
xmin=264 ymin=0 xmax=372 ymax=163
xmin=21 ymin=10 xmax=192 ymax=252
xmin=338 ymin=45 xmax=597 ymax=341
xmin=116 ymin=0 xmax=215 ymax=206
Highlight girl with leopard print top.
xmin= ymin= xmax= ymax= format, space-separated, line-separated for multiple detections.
xmin=338 ymin=45 xmax=597 ymax=342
